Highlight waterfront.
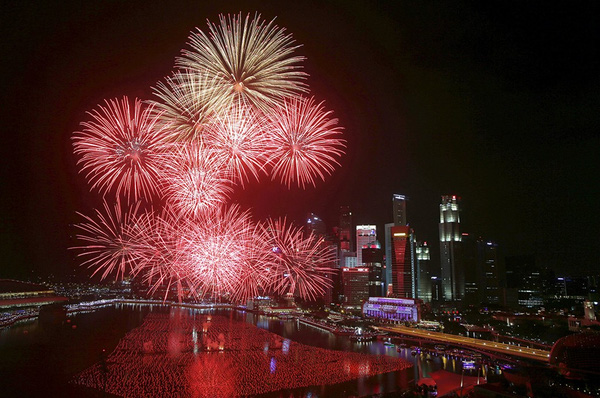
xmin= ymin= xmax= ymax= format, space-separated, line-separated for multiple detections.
xmin=0 ymin=303 xmax=496 ymax=397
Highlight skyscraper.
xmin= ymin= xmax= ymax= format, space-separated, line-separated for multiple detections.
xmin=439 ymin=195 xmax=464 ymax=301
xmin=356 ymin=225 xmax=376 ymax=266
xmin=477 ymin=239 xmax=502 ymax=305
xmin=338 ymin=206 xmax=353 ymax=252
xmin=390 ymin=225 xmax=415 ymax=298
xmin=384 ymin=222 xmax=394 ymax=294
xmin=416 ymin=241 xmax=432 ymax=302
xmin=392 ymin=194 xmax=408 ymax=226
xmin=362 ymin=241 xmax=384 ymax=297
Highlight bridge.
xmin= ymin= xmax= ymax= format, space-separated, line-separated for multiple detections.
xmin=376 ymin=325 xmax=550 ymax=363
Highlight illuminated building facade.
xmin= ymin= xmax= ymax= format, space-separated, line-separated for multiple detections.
xmin=340 ymin=267 xmax=370 ymax=307
xmin=439 ymin=195 xmax=464 ymax=301
xmin=356 ymin=225 xmax=376 ymax=266
xmin=416 ymin=241 xmax=432 ymax=302
xmin=362 ymin=242 xmax=384 ymax=297
xmin=390 ymin=225 xmax=415 ymax=298
xmin=362 ymin=297 xmax=420 ymax=322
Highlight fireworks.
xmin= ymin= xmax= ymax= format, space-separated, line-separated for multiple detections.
xmin=204 ymin=101 xmax=269 ymax=185
xmin=71 ymin=13 xmax=345 ymax=303
xmin=161 ymin=142 xmax=234 ymax=218
xmin=266 ymin=96 xmax=345 ymax=188
xmin=259 ymin=218 xmax=336 ymax=300
xmin=72 ymin=200 xmax=144 ymax=280
xmin=72 ymin=97 xmax=168 ymax=201
xmin=177 ymin=13 xmax=308 ymax=113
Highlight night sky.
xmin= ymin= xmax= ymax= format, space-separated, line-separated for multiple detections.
xmin=1 ymin=1 xmax=598 ymax=279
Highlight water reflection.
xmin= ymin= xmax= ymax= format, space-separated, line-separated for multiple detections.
xmin=0 ymin=305 xmax=496 ymax=397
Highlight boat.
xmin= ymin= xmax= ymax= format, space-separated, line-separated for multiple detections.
xmin=383 ymin=342 xmax=395 ymax=347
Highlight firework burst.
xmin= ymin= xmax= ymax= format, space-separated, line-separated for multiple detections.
xmin=258 ymin=217 xmax=335 ymax=300
xmin=182 ymin=205 xmax=266 ymax=302
xmin=266 ymin=96 xmax=345 ymax=188
xmin=204 ymin=101 xmax=269 ymax=186
xmin=151 ymin=71 xmax=220 ymax=142
xmin=72 ymin=200 xmax=144 ymax=280
xmin=161 ymin=142 xmax=234 ymax=217
xmin=177 ymin=13 xmax=308 ymax=113
xmin=72 ymin=97 xmax=168 ymax=201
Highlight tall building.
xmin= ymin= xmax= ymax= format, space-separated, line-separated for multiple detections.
xmin=392 ymin=194 xmax=408 ymax=226
xmin=416 ymin=241 xmax=432 ymax=302
xmin=306 ymin=213 xmax=326 ymax=238
xmin=362 ymin=241 xmax=384 ymax=297
xmin=338 ymin=206 xmax=353 ymax=252
xmin=390 ymin=225 xmax=415 ymax=298
xmin=340 ymin=267 xmax=370 ymax=308
xmin=356 ymin=225 xmax=376 ymax=266
xmin=477 ymin=239 xmax=502 ymax=305
xmin=386 ymin=193 xmax=410 ymax=295
xmin=439 ymin=195 xmax=464 ymax=302
xmin=384 ymin=222 xmax=395 ymax=294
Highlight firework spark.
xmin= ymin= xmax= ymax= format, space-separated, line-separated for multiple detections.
xmin=72 ymin=97 xmax=168 ymax=201
xmin=177 ymin=13 xmax=308 ymax=113
xmin=266 ymin=96 xmax=345 ymax=188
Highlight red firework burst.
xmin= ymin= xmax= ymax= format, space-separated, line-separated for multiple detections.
xmin=204 ymin=101 xmax=269 ymax=186
xmin=257 ymin=217 xmax=335 ymax=300
xmin=72 ymin=97 xmax=168 ymax=201
xmin=161 ymin=142 xmax=234 ymax=217
xmin=127 ymin=209 xmax=199 ymax=302
xmin=266 ymin=96 xmax=345 ymax=188
xmin=71 ymin=200 xmax=144 ymax=280
xmin=182 ymin=205 xmax=267 ymax=302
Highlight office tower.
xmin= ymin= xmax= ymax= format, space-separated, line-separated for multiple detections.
xmin=356 ymin=225 xmax=376 ymax=265
xmin=340 ymin=267 xmax=370 ymax=307
xmin=462 ymin=233 xmax=479 ymax=304
xmin=362 ymin=241 xmax=384 ymax=297
xmin=390 ymin=225 xmax=415 ymax=298
xmin=338 ymin=206 xmax=353 ymax=252
xmin=477 ymin=239 xmax=502 ymax=305
xmin=439 ymin=195 xmax=464 ymax=301
xmin=306 ymin=213 xmax=326 ymax=238
xmin=384 ymin=222 xmax=394 ymax=294
xmin=392 ymin=194 xmax=408 ymax=226
xmin=416 ymin=241 xmax=432 ymax=302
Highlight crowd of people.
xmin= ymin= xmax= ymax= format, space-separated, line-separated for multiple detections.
xmin=73 ymin=310 xmax=411 ymax=397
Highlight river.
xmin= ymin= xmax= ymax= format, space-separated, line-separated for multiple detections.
xmin=0 ymin=303 xmax=493 ymax=397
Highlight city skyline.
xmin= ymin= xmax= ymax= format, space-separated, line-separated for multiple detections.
xmin=1 ymin=2 xmax=599 ymax=279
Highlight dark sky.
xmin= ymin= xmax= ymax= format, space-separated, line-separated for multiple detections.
xmin=1 ymin=1 xmax=599 ymax=279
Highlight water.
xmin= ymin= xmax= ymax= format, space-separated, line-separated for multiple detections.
xmin=0 ymin=304 xmax=488 ymax=397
